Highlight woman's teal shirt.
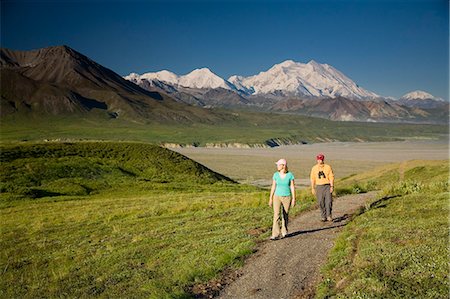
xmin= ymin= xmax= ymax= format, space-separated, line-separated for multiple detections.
xmin=273 ymin=172 xmax=295 ymax=196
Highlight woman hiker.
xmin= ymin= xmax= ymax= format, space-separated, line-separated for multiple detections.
xmin=269 ymin=158 xmax=296 ymax=240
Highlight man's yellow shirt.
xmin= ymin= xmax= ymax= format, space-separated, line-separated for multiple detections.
xmin=310 ymin=164 xmax=334 ymax=185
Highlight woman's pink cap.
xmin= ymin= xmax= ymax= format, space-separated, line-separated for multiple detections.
xmin=275 ymin=158 xmax=287 ymax=165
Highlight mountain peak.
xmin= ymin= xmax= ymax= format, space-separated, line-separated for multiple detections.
xmin=158 ymin=69 xmax=176 ymax=75
xmin=124 ymin=72 xmax=141 ymax=81
xmin=307 ymin=59 xmax=320 ymax=66
xmin=137 ymin=70 xmax=179 ymax=85
xmin=188 ymin=67 xmax=215 ymax=75
xmin=278 ymin=60 xmax=297 ymax=67
xmin=179 ymin=68 xmax=233 ymax=90
xmin=1 ymin=45 xmax=85 ymax=66
xmin=54 ymin=44 xmax=75 ymax=52
xmin=38 ymin=45 xmax=86 ymax=61
xmin=400 ymin=90 xmax=441 ymax=101
xmin=398 ymin=90 xmax=447 ymax=109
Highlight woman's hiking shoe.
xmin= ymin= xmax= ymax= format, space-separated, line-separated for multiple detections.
xmin=269 ymin=236 xmax=278 ymax=240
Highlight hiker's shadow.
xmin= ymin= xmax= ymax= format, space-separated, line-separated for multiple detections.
xmin=286 ymin=214 xmax=350 ymax=238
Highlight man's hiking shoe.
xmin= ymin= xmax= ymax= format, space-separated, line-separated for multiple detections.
xmin=281 ymin=234 xmax=287 ymax=239
xmin=320 ymin=218 xmax=327 ymax=222
xmin=327 ymin=216 xmax=333 ymax=222
xmin=269 ymin=236 xmax=278 ymax=240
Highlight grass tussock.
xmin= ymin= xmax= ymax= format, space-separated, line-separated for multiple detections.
xmin=316 ymin=160 xmax=449 ymax=298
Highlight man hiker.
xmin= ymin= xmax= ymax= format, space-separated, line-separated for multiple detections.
xmin=310 ymin=153 xmax=335 ymax=222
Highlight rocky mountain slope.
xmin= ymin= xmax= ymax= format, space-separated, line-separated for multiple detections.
xmin=270 ymin=97 xmax=432 ymax=122
xmin=0 ymin=46 xmax=227 ymax=123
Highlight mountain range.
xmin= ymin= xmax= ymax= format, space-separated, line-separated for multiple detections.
xmin=125 ymin=60 xmax=381 ymax=99
xmin=126 ymin=61 xmax=448 ymax=123
xmin=1 ymin=45 xmax=447 ymax=124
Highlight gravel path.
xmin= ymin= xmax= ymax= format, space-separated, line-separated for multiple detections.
xmin=217 ymin=192 xmax=377 ymax=299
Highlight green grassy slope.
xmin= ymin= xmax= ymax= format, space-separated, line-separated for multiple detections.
xmin=317 ymin=160 xmax=449 ymax=298
xmin=0 ymin=142 xmax=233 ymax=199
xmin=0 ymin=142 xmax=316 ymax=298
xmin=335 ymin=160 xmax=448 ymax=195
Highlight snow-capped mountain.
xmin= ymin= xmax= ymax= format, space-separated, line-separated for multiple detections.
xmin=398 ymin=90 xmax=447 ymax=109
xmin=228 ymin=60 xmax=379 ymax=99
xmin=125 ymin=68 xmax=234 ymax=90
xmin=400 ymin=90 xmax=444 ymax=101
xmin=178 ymin=68 xmax=235 ymax=90
xmin=125 ymin=60 xmax=379 ymax=99
xmin=124 ymin=70 xmax=179 ymax=85
xmin=228 ymin=75 xmax=255 ymax=94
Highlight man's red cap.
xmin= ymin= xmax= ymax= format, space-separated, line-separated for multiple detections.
xmin=316 ymin=154 xmax=325 ymax=160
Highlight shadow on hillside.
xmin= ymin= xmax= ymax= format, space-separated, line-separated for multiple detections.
xmin=367 ymin=195 xmax=400 ymax=210
xmin=25 ymin=189 xmax=63 ymax=198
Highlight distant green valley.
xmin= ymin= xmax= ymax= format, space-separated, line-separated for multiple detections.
xmin=1 ymin=111 xmax=447 ymax=147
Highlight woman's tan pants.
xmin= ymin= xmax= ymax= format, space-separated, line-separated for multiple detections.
xmin=272 ymin=195 xmax=291 ymax=237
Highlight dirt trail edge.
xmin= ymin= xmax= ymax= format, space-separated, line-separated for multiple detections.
xmin=217 ymin=192 xmax=377 ymax=299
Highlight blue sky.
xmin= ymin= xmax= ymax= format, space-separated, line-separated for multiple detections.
xmin=2 ymin=0 xmax=448 ymax=99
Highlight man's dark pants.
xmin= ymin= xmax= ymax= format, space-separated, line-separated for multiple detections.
xmin=315 ymin=184 xmax=332 ymax=219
